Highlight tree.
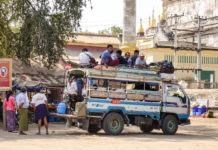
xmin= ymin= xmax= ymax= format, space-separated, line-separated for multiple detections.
xmin=98 ymin=25 xmax=122 ymax=36
xmin=0 ymin=0 xmax=90 ymax=68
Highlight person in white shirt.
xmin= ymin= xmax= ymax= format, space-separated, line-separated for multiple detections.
xmin=66 ymin=79 xmax=78 ymax=95
xmin=135 ymin=52 xmax=147 ymax=69
xmin=16 ymin=87 xmax=29 ymax=135
xmin=79 ymin=48 xmax=96 ymax=68
xmin=31 ymin=88 xmax=49 ymax=135
xmin=66 ymin=76 xmax=81 ymax=113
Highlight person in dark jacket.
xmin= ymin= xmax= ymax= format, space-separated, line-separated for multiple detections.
xmin=116 ymin=49 xmax=127 ymax=65
xmin=131 ymin=49 xmax=139 ymax=66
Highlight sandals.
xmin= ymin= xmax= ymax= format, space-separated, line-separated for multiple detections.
xmin=19 ymin=132 xmax=27 ymax=135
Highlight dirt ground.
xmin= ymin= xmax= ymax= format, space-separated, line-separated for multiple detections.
xmin=0 ymin=117 xmax=218 ymax=150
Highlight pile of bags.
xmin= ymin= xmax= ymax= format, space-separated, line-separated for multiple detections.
xmin=149 ymin=60 xmax=174 ymax=74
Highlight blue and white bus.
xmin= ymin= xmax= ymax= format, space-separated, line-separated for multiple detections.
xmin=59 ymin=67 xmax=191 ymax=135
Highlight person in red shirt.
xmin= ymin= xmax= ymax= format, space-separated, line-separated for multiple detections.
xmin=3 ymin=91 xmax=16 ymax=132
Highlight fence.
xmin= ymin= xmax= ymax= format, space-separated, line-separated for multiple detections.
xmin=185 ymin=81 xmax=218 ymax=89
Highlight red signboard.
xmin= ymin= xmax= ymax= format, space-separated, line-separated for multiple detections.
xmin=65 ymin=64 xmax=71 ymax=70
xmin=112 ymin=99 xmax=120 ymax=104
xmin=0 ymin=58 xmax=12 ymax=91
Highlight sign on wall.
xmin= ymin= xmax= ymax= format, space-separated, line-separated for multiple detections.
xmin=0 ymin=58 xmax=12 ymax=91
xmin=65 ymin=64 xmax=71 ymax=70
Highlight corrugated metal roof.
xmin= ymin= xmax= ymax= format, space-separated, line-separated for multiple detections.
xmin=12 ymin=58 xmax=72 ymax=87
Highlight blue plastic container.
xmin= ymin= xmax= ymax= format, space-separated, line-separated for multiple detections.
xmin=55 ymin=117 xmax=61 ymax=121
xmin=57 ymin=102 xmax=67 ymax=114
xmin=192 ymin=105 xmax=199 ymax=116
xmin=198 ymin=105 xmax=207 ymax=116
xmin=49 ymin=116 xmax=55 ymax=122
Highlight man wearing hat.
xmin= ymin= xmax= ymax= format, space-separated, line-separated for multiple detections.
xmin=16 ymin=87 xmax=29 ymax=135
xmin=135 ymin=52 xmax=147 ymax=69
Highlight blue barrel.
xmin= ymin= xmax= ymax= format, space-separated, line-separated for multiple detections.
xmin=57 ymin=102 xmax=67 ymax=114
xmin=198 ymin=105 xmax=207 ymax=116
xmin=90 ymin=79 xmax=94 ymax=85
xmin=192 ymin=105 xmax=199 ymax=116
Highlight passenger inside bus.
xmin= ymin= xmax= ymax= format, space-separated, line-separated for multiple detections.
xmin=66 ymin=73 xmax=84 ymax=113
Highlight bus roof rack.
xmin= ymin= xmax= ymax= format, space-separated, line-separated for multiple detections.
xmin=68 ymin=66 xmax=175 ymax=83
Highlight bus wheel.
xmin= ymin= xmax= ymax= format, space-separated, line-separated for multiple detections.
xmin=103 ymin=112 xmax=124 ymax=135
xmin=162 ymin=115 xmax=178 ymax=135
xmin=139 ymin=124 xmax=154 ymax=133
xmin=88 ymin=124 xmax=101 ymax=134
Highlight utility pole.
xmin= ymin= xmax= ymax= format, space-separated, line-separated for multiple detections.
xmin=170 ymin=14 xmax=183 ymax=79
xmin=174 ymin=15 xmax=178 ymax=69
xmin=196 ymin=16 xmax=206 ymax=89
xmin=2 ymin=92 xmax=6 ymax=130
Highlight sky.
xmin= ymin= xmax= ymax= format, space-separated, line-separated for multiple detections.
xmin=80 ymin=0 xmax=163 ymax=33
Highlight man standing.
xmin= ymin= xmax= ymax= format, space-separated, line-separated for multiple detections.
xmin=31 ymin=88 xmax=49 ymax=135
xmin=131 ymin=50 xmax=139 ymax=67
xmin=135 ymin=52 xmax=147 ymax=69
xmin=78 ymin=48 xmax=96 ymax=68
xmin=101 ymin=44 xmax=119 ymax=67
xmin=16 ymin=87 xmax=29 ymax=135
xmin=66 ymin=76 xmax=79 ymax=113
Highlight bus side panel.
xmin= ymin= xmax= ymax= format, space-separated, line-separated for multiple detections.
xmin=87 ymin=99 xmax=161 ymax=119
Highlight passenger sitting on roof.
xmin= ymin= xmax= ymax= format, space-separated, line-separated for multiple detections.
xmin=116 ymin=49 xmax=127 ymax=65
xmin=125 ymin=52 xmax=132 ymax=66
xmin=131 ymin=49 xmax=139 ymax=67
xmin=135 ymin=52 xmax=147 ymax=69
xmin=101 ymin=44 xmax=119 ymax=67
xmin=79 ymin=48 xmax=96 ymax=68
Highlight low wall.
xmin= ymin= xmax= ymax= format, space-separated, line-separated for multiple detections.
xmin=185 ymin=89 xmax=218 ymax=108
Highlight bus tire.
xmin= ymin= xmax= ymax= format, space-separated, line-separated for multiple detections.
xmin=162 ymin=115 xmax=178 ymax=135
xmin=88 ymin=124 xmax=101 ymax=134
xmin=103 ymin=112 xmax=124 ymax=135
xmin=139 ymin=124 xmax=154 ymax=133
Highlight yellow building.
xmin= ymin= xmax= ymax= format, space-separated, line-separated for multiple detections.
xmin=137 ymin=39 xmax=218 ymax=88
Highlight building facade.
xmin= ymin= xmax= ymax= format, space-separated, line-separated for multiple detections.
xmin=137 ymin=0 xmax=218 ymax=88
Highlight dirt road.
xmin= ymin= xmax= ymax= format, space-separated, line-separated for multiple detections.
xmin=0 ymin=117 xmax=218 ymax=150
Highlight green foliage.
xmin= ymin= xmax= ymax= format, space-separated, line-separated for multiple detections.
xmin=98 ymin=25 xmax=122 ymax=36
xmin=0 ymin=0 xmax=90 ymax=68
